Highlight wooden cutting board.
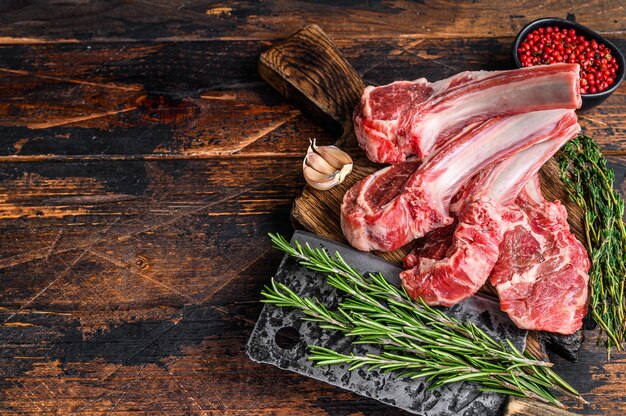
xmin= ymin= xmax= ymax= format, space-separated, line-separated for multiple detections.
xmin=260 ymin=25 xmax=585 ymax=262
xmin=259 ymin=24 xmax=582 ymax=416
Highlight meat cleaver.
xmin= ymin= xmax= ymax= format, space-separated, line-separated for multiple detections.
xmin=247 ymin=230 xmax=528 ymax=416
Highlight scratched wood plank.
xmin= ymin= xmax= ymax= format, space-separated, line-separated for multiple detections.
xmin=1 ymin=155 xmax=626 ymax=415
xmin=1 ymin=2 xmax=626 ymax=415
xmin=0 ymin=156 xmax=417 ymax=415
xmin=0 ymin=158 xmax=303 ymax=414
xmin=0 ymin=0 xmax=625 ymax=42
xmin=0 ymin=38 xmax=625 ymax=163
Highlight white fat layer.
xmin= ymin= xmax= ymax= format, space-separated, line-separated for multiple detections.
xmin=462 ymin=251 xmax=493 ymax=285
xmin=429 ymin=109 xmax=571 ymax=202
xmin=415 ymin=74 xmax=577 ymax=154
xmin=521 ymin=174 xmax=544 ymax=205
xmin=483 ymin=122 xmax=578 ymax=204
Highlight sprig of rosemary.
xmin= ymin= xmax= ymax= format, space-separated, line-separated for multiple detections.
xmin=262 ymin=233 xmax=586 ymax=407
xmin=558 ymin=135 xmax=626 ymax=356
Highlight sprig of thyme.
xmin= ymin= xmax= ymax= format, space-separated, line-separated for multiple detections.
xmin=558 ymin=135 xmax=626 ymax=357
xmin=262 ymin=233 xmax=585 ymax=407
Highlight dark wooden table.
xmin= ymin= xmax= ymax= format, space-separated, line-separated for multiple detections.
xmin=1 ymin=2 xmax=625 ymax=414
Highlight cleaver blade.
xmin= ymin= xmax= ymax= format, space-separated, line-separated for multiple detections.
xmin=247 ymin=231 xmax=528 ymax=416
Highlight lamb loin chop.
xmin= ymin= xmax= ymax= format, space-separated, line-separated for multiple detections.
xmin=490 ymin=177 xmax=590 ymax=334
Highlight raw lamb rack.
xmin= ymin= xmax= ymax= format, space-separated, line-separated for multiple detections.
xmin=341 ymin=109 xmax=579 ymax=252
xmin=354 ymin=63 xmax=581 ymax=164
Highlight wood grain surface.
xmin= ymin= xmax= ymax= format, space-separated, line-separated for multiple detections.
xmin=1 ymin=1 xmax=626 ymax=415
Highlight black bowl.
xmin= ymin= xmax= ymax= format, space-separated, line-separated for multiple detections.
xmin=512 ymin=17 xmax=625 ymax=111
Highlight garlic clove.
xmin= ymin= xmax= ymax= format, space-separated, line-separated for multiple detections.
xmin=307 ymin=179 xmax=342 ymax=191
xmin=303 ymin=165 xmax=340 ymax=190
xmin=304 ymin=152 xmax=337 ymax=175
xmin=303 ymin=139 xmax=353 ymax=191
xmin=311 ymin=142 xmax=353 ymax=170
xmin=303 ymin=164 xmax=335 ymax=183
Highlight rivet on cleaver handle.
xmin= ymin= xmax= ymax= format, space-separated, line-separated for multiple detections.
xmin=259 ymin=24 xmax=365 ymax=143
xmin=247 ymin=231 xmax=530 ymax=416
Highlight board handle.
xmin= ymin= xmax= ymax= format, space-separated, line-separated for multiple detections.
xmin=505 ymin=397 xmax=581 ymax=415
xmin=259 ymin=24 xmax=365 ymax=145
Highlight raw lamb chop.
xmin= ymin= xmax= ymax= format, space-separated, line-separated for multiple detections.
xmin=354 ymin=63 xmax=581 ymax=164
xmin=341 ymin=109 xmax=579 ymax=252
xmin=400 ymin=130 xmax=581 ymax=308
xmin=490 ymin=177 xmax=589 ymax=334
xmin=400 ymin=198 xmax=521 ymax=306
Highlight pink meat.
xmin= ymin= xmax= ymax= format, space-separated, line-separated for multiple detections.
xmin=400 ymin=125 xmax=582 ymax=308
xmin=490 ymin=179 xmax=590 ymax=334
xmin=341 ymin=109 xmax=579 ymax=252
xmin=354 ymin=63 xmax=581 ymax=164
xmin=402 ymin=198 xmax=520 ymax=306
xmin=403 ymin=223 xmax=455 ymax=269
